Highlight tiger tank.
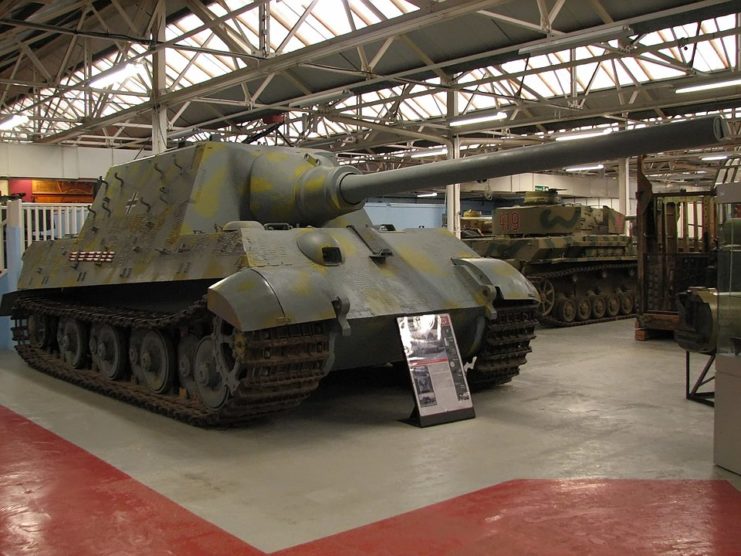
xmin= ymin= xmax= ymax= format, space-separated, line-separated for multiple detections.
xmin=466 ymin=189 xmax=637 ymax=326
xmin=0 ymin=116 xmax=729 ymax=425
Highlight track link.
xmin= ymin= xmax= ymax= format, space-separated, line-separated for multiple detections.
xmin=12 ymin=296 xmax=332 ymax=427
xmin=468 ymin=302 xmax=538 ymax=388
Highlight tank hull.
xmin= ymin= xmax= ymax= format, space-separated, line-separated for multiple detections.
xmin=466 ymin=226 xmax=637 ymax=326
xmin=9 ymin=220 xmax=539 ymax=425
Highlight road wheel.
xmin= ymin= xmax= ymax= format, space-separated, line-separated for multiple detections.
xmin=605 ymin=293 xmax=621 ymax=317
xmin=555 ymin=298 xmax=577 ymax=323
xmin=590 ymin=295 xmax=607 ymax=320
xmin=576 ymin=296 xmax=591 ymax=321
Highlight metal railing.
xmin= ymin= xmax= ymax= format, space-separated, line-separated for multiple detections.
xmin=1 ymin=201 xmax=89 ymax=271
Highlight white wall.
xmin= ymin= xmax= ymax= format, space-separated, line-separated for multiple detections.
xmin=461 ymin=172 xmax=639 ymax=216
xmin=0 ymin=144 xmax=150 ymax=179
xmin=365 ymin=202 xmax=445 ymax=229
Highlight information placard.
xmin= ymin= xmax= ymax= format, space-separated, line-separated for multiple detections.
xmin=397 ymin=313 xmax=475 ymax=427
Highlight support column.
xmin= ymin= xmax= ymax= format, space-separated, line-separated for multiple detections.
xmin=151 ymin=0 xmax=168 ymax=154
xmin=617 ymin=157 xmax=630 ymax=222
xmin=446 ymin=81 xmax=460 ymax=238
xmin=446 ymin=136 xmax=461 ymax=238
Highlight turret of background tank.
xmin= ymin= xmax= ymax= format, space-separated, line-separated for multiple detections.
xmin=1 ymin=116 xmax=729 ymax=425
xmin=465 ymin=189 xmax=637 ymax=326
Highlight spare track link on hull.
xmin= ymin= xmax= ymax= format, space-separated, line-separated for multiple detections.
xmin=531 ymin=262 xmax=637 ymax=328
xmin=11 ymin=297 xmax=332 ymax=427
xmin=468 ymin=302 xmax=539 ymax=389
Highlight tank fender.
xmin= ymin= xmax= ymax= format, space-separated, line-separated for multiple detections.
xmin=453 ymin=258 xmax=539 ymax=303
xmin=208 ymin=268 xmax=340 ymax=332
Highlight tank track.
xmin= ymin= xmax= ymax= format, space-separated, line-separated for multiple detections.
xmin=468 ymin=302 xmax=538 ymax=389
xmin=11 ymin=296 xmax=331 ymax=427
xmin=10 ymin=297 xmax=538 ymax=423
xmin=530 ymin=262 xmax=637 ymax=328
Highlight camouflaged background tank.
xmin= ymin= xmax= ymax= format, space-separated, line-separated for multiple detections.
xmin=465 ymin=189 xmax=637 ymax=326
xmin=0 ymin=116 xmax=728 ymax=425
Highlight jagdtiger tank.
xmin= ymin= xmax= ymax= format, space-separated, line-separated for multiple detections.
xmin=465 ymin=189 xmax=637 ymax=326
xmin=0 ymin=116 xmax=728 ymax=425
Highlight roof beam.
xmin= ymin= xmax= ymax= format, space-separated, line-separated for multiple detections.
xmin=38 ymin=0 xmax=513 ymax=143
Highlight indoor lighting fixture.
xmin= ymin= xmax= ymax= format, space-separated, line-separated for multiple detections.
xmin=417 ymin=192 xmax=438 ymax=198
xmin=90 ymin=63 xmax=144 ymax=88
xmin=701 ymin=154 xmax=728 ymax=161
xmin=565 ymin=164 xmax=604 ymax=172
xmin=0 ymin=114 xmax=29 ymax=130
xmin=555 ymin=129 xmax=613 ymax=142
xmin=675 ymin=78 xmax=741 ymax=94
xmin=411 ymin=148 xmax=448 ymax=158
xmin=449 ymin=111 xmax=507 ymax=127
xmin=518 ymin=25 xmax=633 ymax=56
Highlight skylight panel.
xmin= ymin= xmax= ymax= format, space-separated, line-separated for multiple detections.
xmin=462 ymin=93 xmax=498 ymax=111
xmin=525 ymin=54 xmax=553 ymax=70
xmin=371 ymin=0 xmax=408 ymax=18
xmin=620 ymin=58 xmax=649 ymax=81
xmin=500 ymin=59 xmax=528 ymax=74
xmin=312 ymin=4 xmax=352 ymax=37
xmin=351 ymin=1 xmax=383 ymax=25
xmin=409 ymin=94 xmax=443 ymax=118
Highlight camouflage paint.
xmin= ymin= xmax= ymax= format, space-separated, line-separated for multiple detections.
xmin=16 ymin=142 xmax=538 ymax=345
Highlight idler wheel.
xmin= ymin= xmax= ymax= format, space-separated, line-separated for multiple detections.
xmin=605 ymin=293 xmax=621 ymax=317
xmin=28 ymin=313 xmax=54 ymax=349
xmin=130 ymin=330 xmax=175 ymax=394
xmin=619 ymin=290 xmax=635 ymax=315
xmin=56 ymin=318 xmax=89 ymax=369
xmin=555 ymin=298 xmax=577 ymax=323
xmin=193 ymin=336 xmax=230 ymax=410
xmin=90 ymin=324 xmax=128 ymax=380
xmin=534 ymin=278 xmax=556 ymax=317
xmin=589 ymin=294 xmax=607 ymax=320
xmin=575 ymin=296 xmax=591 ymax=321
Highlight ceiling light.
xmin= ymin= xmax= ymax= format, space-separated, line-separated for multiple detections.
xmin=0 ymin=114 xmax=29 ymax=130
xmin=555 ymin=129 xmax=613 ymax=142
xmin=450 ymin=112 xmax=507 ymax=127
xmin=675 ymin=78 xmax=741 ymax=94
xmin=519 ymin=25 xmax=633 ymax=56
xmin=417 ymin=192 xmax=438 ymax=198
xmin=91 ymin=63 xmax=144 ymax=88
xmin=411 ymin=148 xmax=448 ymax=158
xmin=565 ymin=164 xmax=604 ymax=172
xmin=701 ymin=154 xmax=728 ymax=161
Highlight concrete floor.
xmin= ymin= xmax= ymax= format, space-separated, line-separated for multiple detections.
xmin=0 ymin=319 xmax=738 ymax=553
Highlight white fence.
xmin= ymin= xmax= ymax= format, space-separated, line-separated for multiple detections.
xmin=1 ymin=201 xmax=89 ymax=271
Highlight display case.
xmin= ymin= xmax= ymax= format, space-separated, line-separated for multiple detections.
xmin=714 ymin=157 xmax=741 ymax=475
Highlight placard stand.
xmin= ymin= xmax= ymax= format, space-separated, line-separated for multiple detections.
xmin=397 ymin=313 xmax=475 ymax=427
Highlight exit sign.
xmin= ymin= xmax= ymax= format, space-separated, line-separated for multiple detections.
xmin=534 ymin=185 xmax=549 ymax=191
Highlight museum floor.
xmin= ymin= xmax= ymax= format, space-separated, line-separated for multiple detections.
xmin=1 ymin=319 xmax=740 ymax=555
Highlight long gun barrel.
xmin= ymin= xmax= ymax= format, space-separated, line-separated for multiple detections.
xmin=337 ymin=115 xmax=729 ymax=205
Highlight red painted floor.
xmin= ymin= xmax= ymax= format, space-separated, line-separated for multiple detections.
xmin=2 ymin=404 xmax=741 ymax=556
xmin=0 ymin=406 xmax=261 ymax=556
xmin=277 ymin=479 xmax=741 ymax=556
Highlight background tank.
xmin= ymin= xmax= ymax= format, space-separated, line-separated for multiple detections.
xmin=465 ymin=189 xmax=637 ymax=326
xmin=1 ymin=116 xmax=728 ymax=425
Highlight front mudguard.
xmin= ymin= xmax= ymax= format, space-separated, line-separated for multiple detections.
xmin=454 ymin=257 xmax=539 ymax=307
xmin=208 ymin=268 xmax=338 ymax=332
